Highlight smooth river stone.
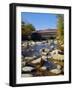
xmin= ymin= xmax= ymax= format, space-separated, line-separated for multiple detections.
xmin=22 ymin=66 xmax=34 ymax=72
xmin=50 ymin=69 xmax=61 ymax=74
xmin=21 ymin=74 xmax=33 ymax=77
xmin=40 ymin=66 xmax=47 ymax=70
xmin=31 ymin=58 xmax=41 ymax=64
xmin=57 ymin=65 xmax=61 ymax=69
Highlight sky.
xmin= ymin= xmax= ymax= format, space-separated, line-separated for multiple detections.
xmin=21 ymin=12 xmax=58 ymax=30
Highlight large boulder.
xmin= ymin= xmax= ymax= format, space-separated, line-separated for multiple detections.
xmin=31 ymin=58 xmax=41 ymax=64
xmin=52 ymin=54 xmax=64 ymax=61
xmin=40 ymin=66 xmax=47 ymax=71
xmin=41 ymin=56 xmax=47 ymax=60
xmin=57 ymin=64 xmax=62 ymax=69
xmin=50 ymin=69 xmax=61 ymax=74
xmin=22 ymin=66 xmax=35 ymax=73
xmin=51 ymin=49 xmax=64 ymax=61
xmin=51 ymin=49 xmax=61 ymax=55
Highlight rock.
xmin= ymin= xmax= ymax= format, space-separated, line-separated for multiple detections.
xmin=52 ymin=54 xmax=64 ymax=61
xmin=51 ymin=49 xmax=61 ymax=55
xmin=41 ymin=56 xmax=47 ymax=60
xmin=57 ymin=65 xmax=61 ymax=69
xmin=22 ymin=61 xmax=26 ymax=66
xmin=42 ymin=41 xmax=46 ymax=44
xmin=40 ymin=66 xmax=47 ymax=70
xmin=40 ymin=48 xmax=49 ymax=53
xmin=22 ymin=66 xmax=34 ymax=72
xmin=43 ymin=60 xmax=57 ymax=70
xmin=54 ymin=40 xmax=57 ymax=44
xmin=54 ymin=61 xmax=57 ymax=64
xmin=51 ymin=49 xmax=64 ymax=61
xmin=44 ymin=48 xmax=49 ymax=53
xmin=25 ymin=56 xmax=36 ymax=60
xmin=47 ymin=55 xmax=52 ymax=59
xmin=31 ymin=58 xmax=41 ymax=64
xmin=50 ymin=45 xmax=55 ymax=50
xmin=21 ymin=74 xmax=33 ymax=77
xmin=36 ymin=41 xmax=41 ymax=45
xmin=41 ymin=52 xmax=47 ymax=55
xmin=33 ymin=70 xmax=43 ymax=76
xmin=22 ymin=43 xmax=26 ymax=47
xmin=50 ymin=69 xmax=61 ymax=74
xmin=31 ymin=41 xmax=35 ymax=45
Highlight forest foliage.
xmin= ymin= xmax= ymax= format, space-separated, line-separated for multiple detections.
xmin=21 ymin=21 xmax=35 ymax=36
xmin=56 ymin=15 xmax=64 ymax=50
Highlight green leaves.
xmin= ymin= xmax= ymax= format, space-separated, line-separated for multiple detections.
xmin=21 ymin=21 xmax=35 ymax=36
xmin=56 ymin=15 xmax=64 ymax=49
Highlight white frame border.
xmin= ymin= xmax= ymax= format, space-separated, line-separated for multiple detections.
xmin=16 ymin=6 xmax=69 ymax=84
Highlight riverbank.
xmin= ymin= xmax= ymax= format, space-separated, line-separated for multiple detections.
xmin=21 ymin=40 xmax=64 ymax=77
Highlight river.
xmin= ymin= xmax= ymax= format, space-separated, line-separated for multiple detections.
xmin=22 ymin=40 xmax=57 ymax=58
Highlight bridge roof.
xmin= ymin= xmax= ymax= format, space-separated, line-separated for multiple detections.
xmin=32 ymin=29 xmax=57 ymax=34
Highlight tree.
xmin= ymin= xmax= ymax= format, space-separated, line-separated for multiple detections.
xmin=57 ymin=15 xmax=64 ymax=45
xmin=21 ymin=21 xmax=35 ymax=40
xmin=22 ymin=21 xmax=35 ymax=35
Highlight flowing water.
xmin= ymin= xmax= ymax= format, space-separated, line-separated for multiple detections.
xmin=22 ymin=40 xmax=57 ymax=57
